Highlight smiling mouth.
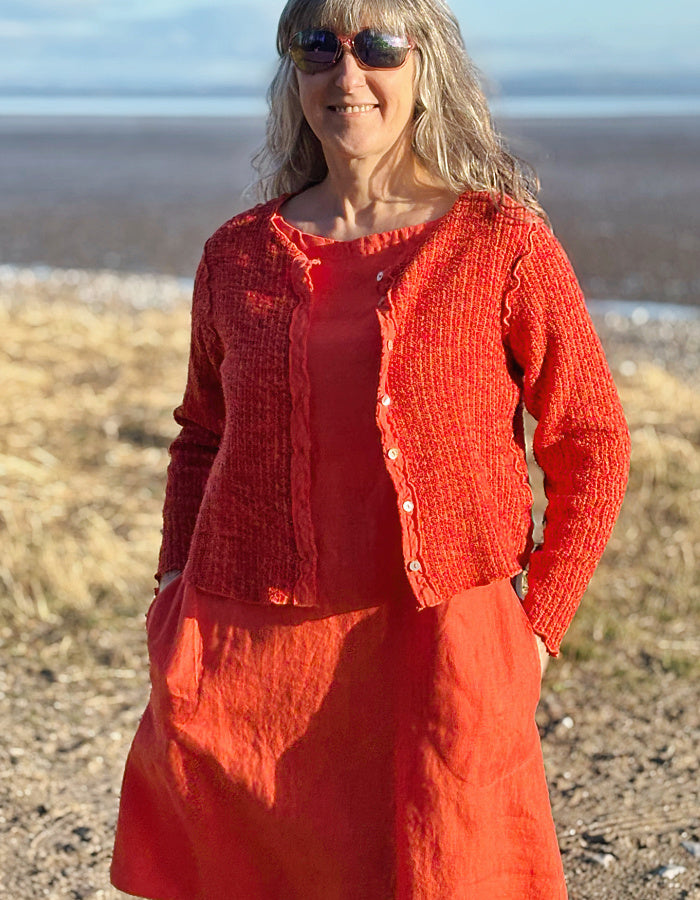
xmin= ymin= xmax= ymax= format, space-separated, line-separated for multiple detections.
xmin=328 ymin=104 xmax=378 ymax=113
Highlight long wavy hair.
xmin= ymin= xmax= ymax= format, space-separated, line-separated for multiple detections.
xmin=252 ymin=0 xmax=544 ymax=218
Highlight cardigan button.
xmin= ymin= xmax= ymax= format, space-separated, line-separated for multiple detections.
xmin=387 ymin=448 xmax=399 ymax=460
xmin=402 ymin=500 xmax=415 ymax=513
xmin=408 ymin=559 xmax=422 ymax=573
xmin=376 ymin=271 xmax=384 ymax=282
xmin=381 ymin=394 xmax=391 ymax=407
xmin=387 ymin=339 xmax=394 ymax=350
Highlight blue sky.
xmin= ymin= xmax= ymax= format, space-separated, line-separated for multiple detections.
xmin=1 ymin=0 xmax=699 ymax=92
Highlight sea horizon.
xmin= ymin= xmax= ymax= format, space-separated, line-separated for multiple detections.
xmin=2 ymin=92 xmax=700 ymax=119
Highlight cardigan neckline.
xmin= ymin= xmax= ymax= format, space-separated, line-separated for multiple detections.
xmin=267 ymin=189 xmax=494 ymax=243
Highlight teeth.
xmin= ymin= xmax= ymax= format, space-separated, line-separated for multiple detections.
xmin=332 ymin=105 xmax=375 ymax=113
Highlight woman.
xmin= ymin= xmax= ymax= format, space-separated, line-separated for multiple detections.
xmin=111 ymin=0 xmax=630 ymax=897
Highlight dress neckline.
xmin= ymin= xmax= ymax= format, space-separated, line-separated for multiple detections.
xmin=271 ymin=211 xmax=440 ymax=257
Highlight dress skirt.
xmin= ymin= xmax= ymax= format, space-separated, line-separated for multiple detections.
xmin=111 ymin=574 xmax=567 ymax=900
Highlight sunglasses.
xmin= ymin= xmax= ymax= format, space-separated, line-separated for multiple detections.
xmin=288 ymin=28 xmax=415 ymax=74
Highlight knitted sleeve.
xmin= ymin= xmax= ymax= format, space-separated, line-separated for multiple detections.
xmin=503 ymin=220 xmax=631 ymax=655
xmin=157 ymin=247 xmax=225 ymax=579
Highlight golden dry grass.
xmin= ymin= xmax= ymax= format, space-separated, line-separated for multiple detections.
xmin=0 ymin=279 xmax=189 ymax=641
xmin=1 ymin=278 xmax=698 ymax=676
xmin=567 ymin=362 xmax=700 ymax=676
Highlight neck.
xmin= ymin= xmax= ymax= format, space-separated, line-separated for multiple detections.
xmin=324 ymin=139 xmax=421 ymax=203
xmin=291 ymin=149 xmax=457 ymax=240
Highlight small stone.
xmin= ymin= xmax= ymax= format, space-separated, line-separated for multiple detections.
xmin=584 ymin=852 xmax=615 ymax=868
xmin=56 ymin=842 xmax=77 ymax=854
xmin=72 ymin=825 xmax=92 ymax=842
xmin=583 ymin=831 xmax=611 ymax=845
xmin=681 ymin=841 xmax=700 ymax=858
xmin=655 ymin=864 xmax=686 ymax=880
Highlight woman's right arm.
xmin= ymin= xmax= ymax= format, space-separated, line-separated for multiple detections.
xmin=156 ymin=247 xmax=225 ymax=582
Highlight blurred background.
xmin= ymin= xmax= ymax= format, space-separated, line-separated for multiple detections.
xmin=0 ymin=2 xmax=698 ymax=898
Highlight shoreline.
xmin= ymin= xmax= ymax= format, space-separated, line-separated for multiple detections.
xmin=2 ymin=261 xmax=699 ymax=319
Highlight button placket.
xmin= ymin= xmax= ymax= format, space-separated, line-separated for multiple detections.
xmin=375 ymin=402 xmax=427 ymax=594
xmin=376 ymin=288 xmax=396 ymax=407
xmin=372 ymin=272 xmax=436 ymax=607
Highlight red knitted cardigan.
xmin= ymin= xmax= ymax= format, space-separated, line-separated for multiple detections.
xmin=158 ymin=191 xmax=630 ymax=655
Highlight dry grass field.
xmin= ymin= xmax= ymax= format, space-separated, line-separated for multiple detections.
xmin=0 ymin=269 xmax=698 ymax=898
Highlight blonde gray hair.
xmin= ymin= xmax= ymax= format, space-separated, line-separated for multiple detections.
xmin=253 ymin=0 xmax=543 ymax=217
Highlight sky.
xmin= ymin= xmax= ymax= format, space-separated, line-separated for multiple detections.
xmin=1 ymin=0 xmax=699 ymax=93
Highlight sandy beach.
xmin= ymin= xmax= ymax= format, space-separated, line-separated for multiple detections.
xmin=1 ymin=114 xmax=699 ymax=306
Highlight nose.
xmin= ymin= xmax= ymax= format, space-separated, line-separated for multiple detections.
xmin=332 ymin=45 xmax=367 ymax=90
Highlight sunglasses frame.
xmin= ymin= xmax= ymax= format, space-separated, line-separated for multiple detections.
xmin=288 ymin=28 xmax=415 ymax=74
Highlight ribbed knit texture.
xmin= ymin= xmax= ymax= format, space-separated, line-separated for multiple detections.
xmin=158 ymin=191 xmax=630 ymax=655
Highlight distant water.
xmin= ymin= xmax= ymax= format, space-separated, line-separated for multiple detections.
xmin=2 ymin=93 xmax=700 ymax=119
xmin=0 ymin=95 xmax=268 ymax=118
xmin=493 ymin=94 xmax=700 ymax=118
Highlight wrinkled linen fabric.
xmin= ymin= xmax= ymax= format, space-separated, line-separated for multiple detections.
xmin=112 ymin=219 xmax=567 ymax=899
xmin=112 ymin=575 xmax=565 ymax=900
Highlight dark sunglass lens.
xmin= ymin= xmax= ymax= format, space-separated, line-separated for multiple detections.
xmin=354 ymin=30 xmax=410 ymax=68
xmin=289 ymin=29 xmax=339 ymax=72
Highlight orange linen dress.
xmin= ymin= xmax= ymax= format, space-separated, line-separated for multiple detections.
xmin=111 ymin=217 xmax=568 ymax=900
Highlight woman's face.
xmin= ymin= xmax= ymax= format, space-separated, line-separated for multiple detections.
xmin=295 ymin=30 xmax=416 ymax=172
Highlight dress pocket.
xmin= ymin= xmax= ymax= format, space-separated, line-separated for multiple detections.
xmin=146 ymin=575 xmax=204 ymax=727
xmin=411 ymin=579 xmax=543 ymax=787
xmin=145 ymin=573 xmax=182 ymax=632
xmin=508 ymin=578 xmax=543 ymax=683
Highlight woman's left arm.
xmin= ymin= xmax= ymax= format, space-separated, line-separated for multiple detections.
xmin=504 ymin=219 xmax=631 ymax=657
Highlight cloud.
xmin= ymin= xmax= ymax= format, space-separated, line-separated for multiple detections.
xmin=1 ymin=0 xmax=698 ymax=91
xmin=0 ymin=17 xmax=99 ymax=39
xmin=0 ymin=1 xmax=281 ymax=89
